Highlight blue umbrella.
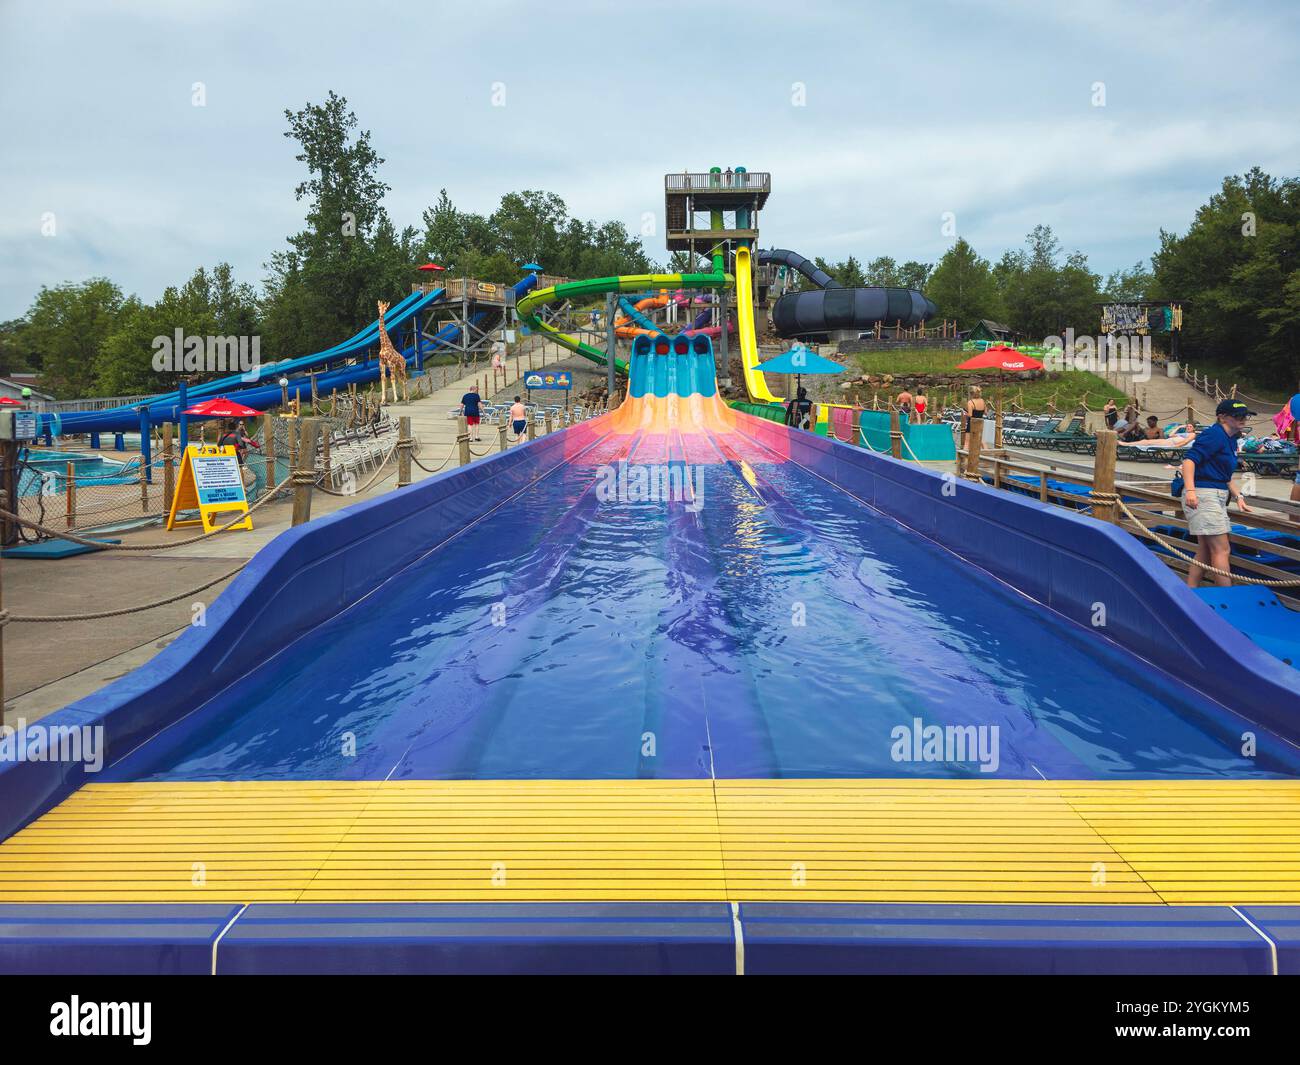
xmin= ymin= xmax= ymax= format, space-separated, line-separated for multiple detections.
xmin=755 ymin=345 xmax=844 ymax=393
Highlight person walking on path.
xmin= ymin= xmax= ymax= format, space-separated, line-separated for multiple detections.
xmin=459 ymin=385 xmax=484 ymax=442
xmin=509 ymin=396 xmax=528 ymax=440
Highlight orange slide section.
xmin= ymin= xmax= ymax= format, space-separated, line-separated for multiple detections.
xmin=614 ymin=293 xmax=670 ymax=338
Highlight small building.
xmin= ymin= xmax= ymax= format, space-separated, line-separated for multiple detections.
xmin=0 ymin=375 xmax=53 ymax=403
xmin=968 ymin=319 xmax=1017 ymax=344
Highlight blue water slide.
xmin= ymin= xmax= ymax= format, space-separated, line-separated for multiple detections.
xmin=45 ymin=274 xmax=538 ymax=434
xmin=48 ymin=288 xmax=442 ymax=435
xmin=617 ymin=296 xmax=665 ymax=336
xmin=629 ymin=334 xmax=718 ymax=398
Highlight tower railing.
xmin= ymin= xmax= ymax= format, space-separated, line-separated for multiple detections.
xmin=665 ymin=172 xmax=771 ymax=193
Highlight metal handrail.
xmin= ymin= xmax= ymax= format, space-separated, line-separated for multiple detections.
xmin=665 ymin=172 xmax=771 ymax=192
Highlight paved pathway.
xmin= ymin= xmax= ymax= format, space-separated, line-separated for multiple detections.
xmin=2 ymin=345 xmax=578 ymax=721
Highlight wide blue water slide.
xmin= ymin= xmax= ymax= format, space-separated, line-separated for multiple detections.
xmin=96 ymin=419 xmax=1300 ymax=783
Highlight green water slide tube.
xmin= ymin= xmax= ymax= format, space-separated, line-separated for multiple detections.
xmin=516 ymin=272 xmax=731 ymax=372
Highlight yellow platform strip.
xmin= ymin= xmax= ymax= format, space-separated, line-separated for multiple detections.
xmin=0 ymin=779 xmax=1297 ymax=904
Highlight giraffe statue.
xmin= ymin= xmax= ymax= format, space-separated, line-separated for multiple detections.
xmin=375 ymin=300 xmax=409 ymax=404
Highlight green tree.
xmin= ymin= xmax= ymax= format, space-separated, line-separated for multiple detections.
xmin=925 ymin=239 xmax=1003 ymax=330
xmin=97 ymin=263 xmax=261 ymax=395
xmin=492 ymin=190 xmax=566 ymax=266
xmin=23 ymin=278 xmax=125 ymax=397
xmin=898 ymin=260 xmax=933 ymax=291
xmin=0 ymin=318 xmax=38 ymax=378
xmin=422 ymin=188 xmax=466 ymax=266
xmin=1102 ymin=261 xmax=1153 ymax=301
xmin=265 ymin=91 xmax=397 ymax=355
xmin=994 ymin=226 xmax=1101 ymax=339
xmin=1151 ymin=167 xmax=1299 ymax=389
xmin=864 ymin=256 xmax=899 ymax=286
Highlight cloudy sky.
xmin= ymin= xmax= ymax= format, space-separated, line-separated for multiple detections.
xmin=2 ymin=0 xmax=1297 ymax=318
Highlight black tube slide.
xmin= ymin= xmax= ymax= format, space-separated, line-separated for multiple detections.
xmin=758 ymin=247 xmax=937 ymax=337
xmin=757 ymin=247 xmax=836 ymax=290
xmin=772 ymin=286 xmax=937 ymax=336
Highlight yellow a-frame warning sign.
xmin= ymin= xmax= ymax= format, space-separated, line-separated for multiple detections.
xmin=166 ymin=444 xmax=253 ymax=532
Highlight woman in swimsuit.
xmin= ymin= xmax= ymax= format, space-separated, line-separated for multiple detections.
xmin=962 ymin=386 xmax=988 ymax=451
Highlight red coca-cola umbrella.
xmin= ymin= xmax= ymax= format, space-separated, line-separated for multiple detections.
xmin=0 ymin=396 xmax=23 ymax=406
xmin=418 ymin=262 xmax=446 ymax=272
xmin=182 ymin=396 xmax=264 ymax=418
xmin=956 ymin=345 xmax=1044 ymax=372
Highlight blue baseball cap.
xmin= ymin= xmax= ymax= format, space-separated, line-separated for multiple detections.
xmin=1215 ymin=399 xmax=1256 ymax=418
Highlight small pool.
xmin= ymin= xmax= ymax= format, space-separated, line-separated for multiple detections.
xmin=18 ymin=449 xmax=136 ymax=496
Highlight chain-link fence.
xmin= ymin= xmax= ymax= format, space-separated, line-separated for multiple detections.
xmin=12 ymin=450 xmax=170 ymax=537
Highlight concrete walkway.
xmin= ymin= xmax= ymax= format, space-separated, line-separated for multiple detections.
xmin=1088 ymin=360 xmax=1226 ymax=429
xmin=1 ymin=346 xmax=580 ymax=722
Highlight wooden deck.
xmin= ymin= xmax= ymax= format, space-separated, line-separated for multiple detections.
xmin=2 ymin=778 xmax=1297 ymax=904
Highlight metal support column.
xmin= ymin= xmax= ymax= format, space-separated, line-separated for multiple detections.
xmin=717 ymin=274 xmax=731 ymax=387
xmin=605 ymin=291 xmax=617 ymax=409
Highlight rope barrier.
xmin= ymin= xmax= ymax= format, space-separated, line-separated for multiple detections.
xmin=1115 ymin=497 xmax=1300 ymax=587
xmin=410 ymin=442 xmax=460 ymax=474
xmin=315 ymin=442 xmax=400 ymax=496
xmin=0 ymin=474 xmax=293 ymax=551
xmin=2 ymin=562 xmax=248 ymax=624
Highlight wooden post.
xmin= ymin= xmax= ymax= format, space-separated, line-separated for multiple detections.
xmin=321 ymin=429 xmax=332 ymax=488
xmin=262 ymin=414 xmax=276 ymax=496
xmin=396 ymin=416 xmax=412 ymax=488
xmin=162 ymin=422 xmax=174 ymax=510
xmin=889 ymin=407 xmax=902 ymax=459
xmin=527 ymin=416 xmax=536 ymax=442
xmin=457 ymin=416 xmax=471 ymax=466
xmin=291 ymin=418 xmax=317 ymax=526
xmin=1092 ymin=429 xmax=1118 ymax=524
xmin=1185 ymin=400 xmax=1194 ymax=426
xmin=995 ymin=388 xmax=1004 ymax=449
xmin=65 ymin=462 xmax=76 ymax=529
xmin=499 ymin=422 xmax=508 ymax=453
xmin=544 ymin=411 xmax=554 ymax=436
xmin=1038 ymin=471 xmax=1049 ymax=502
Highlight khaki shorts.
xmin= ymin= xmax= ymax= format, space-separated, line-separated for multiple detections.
xmin=1187 ymin=487 xmax=1231 ymax=536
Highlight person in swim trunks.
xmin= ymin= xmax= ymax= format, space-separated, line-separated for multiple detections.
xmin=509 ymin=396 xmax=528 ymax=439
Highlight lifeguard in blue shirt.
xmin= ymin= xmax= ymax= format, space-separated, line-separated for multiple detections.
xmin=1180 ymin=399 xmax=1255 ymax=587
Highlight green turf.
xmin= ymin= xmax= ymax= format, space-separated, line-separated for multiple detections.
xmin=850 ymin=349 xmax=1129 ymax=411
